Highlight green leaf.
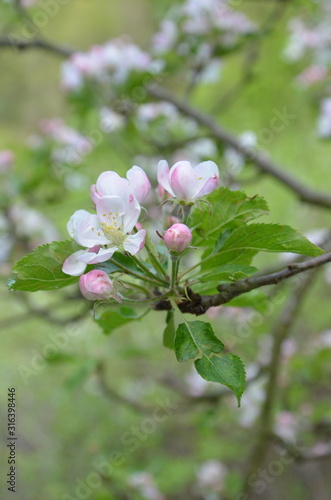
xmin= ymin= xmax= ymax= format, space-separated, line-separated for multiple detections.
xmin=163 ymin=311 xmax=176 ymax=350
xmin=201 ymin=264 xmax=258 ymax=282
xmin=195 ymin=354 xmax=246 ymax=406
xmin=191 ymin=188 xmax=269 ymax=246
xmin=9 ymin=240 xmax=81 ymax=292
xmin=174 ymin=321 xmax=224 ymax=362
xmin=174 ymin=320 xmax=246 ymax=405
xmin=201 ymin=223 xmax=324 ymax=271
xmin=227 ymin=289 xmax=268 ymax=313
xmin=95 ymin=306 xmax=140 ymax=335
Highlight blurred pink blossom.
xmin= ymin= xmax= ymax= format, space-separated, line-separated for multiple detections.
xmin=196 ymin=460 xmax=228 ymax=492
xmin=0 ymin=150 xmax=14 ymax=173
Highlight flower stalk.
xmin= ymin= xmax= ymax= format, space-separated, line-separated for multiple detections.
xmin=170 ymin=254 xmax=180 ymax=289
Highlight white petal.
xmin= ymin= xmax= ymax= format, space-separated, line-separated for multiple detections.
xmin=67 ymin=209 xmax=109 ymax=247
xmin=90 ymin=184 xmax=101 ymax=204
xmin=79 ymin=247 xmax=117 ymax=264
xmin=96 ymin=171 xmax=128 ymax=197
xmin=194 ymin=160 xmax=219 ymax=181
xmin=123 ymin=229 xmax=146 ymax=255
xmin=193 ymin=161 xmax=219 ymax=198
xmin=169 ymin=161 xmax=199 ymax=200
xmin=122 ymin=194 xmax=141 ymax=233
xmin=157 ymin=160 xmax=175 ymax=197
xmin=95 ymin=196 xmax=125 ymax=226
xmin=62 ymin=250 xmax=87 ymax=276
xmin=126 ymin=165 xmax=151 ymax=202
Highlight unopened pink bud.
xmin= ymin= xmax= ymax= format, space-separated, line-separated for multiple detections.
xmin=164 ymin=223 xmax=192 ymax=253
xmin=79 ymin=270 xmax=120 ymax=301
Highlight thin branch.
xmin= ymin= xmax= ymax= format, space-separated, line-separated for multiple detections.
xmin=272 ymin=434 xmax=331 ymax=462
xmin=147 ymin=84 xmax=331 ymax=209
xmin=154 ymin=251 xmax=331 ymax=315
xmin=0 ymin=36 xmax=75 ymax=57
xmin=214 ymin=250 xmax=331 ymax=302
xmin=96 ymin=362 xmax=152 ymax=415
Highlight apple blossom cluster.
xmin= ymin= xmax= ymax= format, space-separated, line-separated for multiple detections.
xmin=152 ymin=0 xmax=255 ymax=83
xmin=153 ymin=0 xmax=255 ymax=53
xmin=62 ymin=160 xmax=219 ymax=300
xmin=29 ymin=118 xmax=93 ymax=166
xmin=136 ymin=102 xmax=178 ymax=124
xmin=284 ymin=5 xmax=331 ymax=137
xmin=284 ymin=15 xmax=331 ymax=65
xmin=59 ymin=2 xmax=255 ymax=106
xmin=62 ymin=166 xmax=150 ymax=277
xmin=61 ymin=38 xmax=154 ymax=92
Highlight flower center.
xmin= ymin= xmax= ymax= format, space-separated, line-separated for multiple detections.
xmin=100 ymin=223 xmax=126 ymax=246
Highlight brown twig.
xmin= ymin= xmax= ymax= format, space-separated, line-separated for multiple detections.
xmin=96 ymin=362 xmax=152 ymax=415
xmin=272 ymin=434 xmax=331 ymax=462
xmin=154 ymin=251 xmax=331 ymax=315
xmin=0 ymin=36 xmax=75 ymax=57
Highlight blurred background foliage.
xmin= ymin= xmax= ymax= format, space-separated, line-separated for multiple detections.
xmin=0 ymin=1 xmax=331 ymax=499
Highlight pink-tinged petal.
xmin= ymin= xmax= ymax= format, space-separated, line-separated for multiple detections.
xmin=193 ymin=160 xmax=219 ymax=181
xmin=95 ymin=195 xmax=125 ymax=226
xmin=90 ymin=184 xmax=101 ymax=204
xmin=157 ymin=160 xmax=175 ymax=197
xmin=79 ymin=247 xmax=117 ymax=264
xmin=122 ymin=194 xmax=141 ymax=233
xmin=126 ymin=165 xmax=151 ymax=202
xmin=88 ymin=245 xmax=101 ymax=253
xmin=192 ymin=160 xmax=219 ymax=198
xmin=62 ymin=250 xmax=88 ymax=276
xmin=96 ymin=171 xmax=128 ymax=198
xmin=194 ymin=175 xmax=219 ymax=198
xmin=67 ymin=209 xmax=109 ymax=247
xmin=169 ymin=161 xmax=199 ymax=200
xmin=123 ymin=229 xmax=146 ymax=255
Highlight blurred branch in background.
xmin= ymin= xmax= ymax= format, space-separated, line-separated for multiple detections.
xmin=239 ymin=235 xmax=331 ymax=497
xmin=147 ymin=84 xmax=331 ymax=209
xmin=1 ymin=1 xmax=331 ymax=499
xmin=96 ymin=361 xmax=153 ymax=415
xmin=0 ymin=36 xmax=75 ymax=56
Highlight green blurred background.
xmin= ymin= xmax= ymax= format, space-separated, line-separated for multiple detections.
xmin=1 ymin=1 xmax=331 ymax=499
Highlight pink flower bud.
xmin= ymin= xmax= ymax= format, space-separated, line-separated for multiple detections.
xmin=79 ymin=270 xmax=120 ymax=301
xmin=164 ymin=223 xmax=192 ymax=253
